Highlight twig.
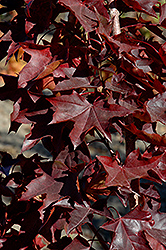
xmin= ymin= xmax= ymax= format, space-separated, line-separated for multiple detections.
xmin=87 ymin=222 xmax=109 ymax=250
xmin=94 ymin=128 xmax=121 ymax=164
xmin=110 ymin=1 xmax=121 ymax=35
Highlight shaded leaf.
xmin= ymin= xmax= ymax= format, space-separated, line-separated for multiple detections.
xmin=159 ymin=3 xmax=166 ymax=28
xmin=122 ymin=0 xmax=158 ymax=17
xmin=53 ymin=67 xmax=92 ymax=91
xmin=64 ymin=235 xmax=91 ymax=250
xmin=20 ymin=161 xmax=68 ymax=209
xmin=59 ymin=0 xmax=98 ymax=32
xmin=124 ymin=123 xmax=166 ymax=147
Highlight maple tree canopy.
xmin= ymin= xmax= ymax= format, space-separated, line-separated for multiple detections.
xmin=0 ymin=0 xmax=165 ymax=249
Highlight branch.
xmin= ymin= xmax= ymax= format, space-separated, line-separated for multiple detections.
xmin=110 ymin=1 xmax=121 ymax=35
xmin=87 ymin=222 xmax=110 ymax=250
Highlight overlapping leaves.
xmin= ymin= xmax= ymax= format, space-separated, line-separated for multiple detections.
xmin=0 ymin=0 xmax=165 ymax=249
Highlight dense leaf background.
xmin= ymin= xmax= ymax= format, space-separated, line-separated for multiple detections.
xmin=0 ymin=0 xmax=165 ymax=249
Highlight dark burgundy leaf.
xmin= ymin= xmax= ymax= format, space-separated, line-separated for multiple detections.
xmin=101 ymin=206 xmax=152 ymax=250
xmin=25 ymin=0 xmax=52 ymax=34
xmin=84 ymin=0 xmax=110 ymax=19
xmin=146 ymin=24 xmax=166 ymax=42
xmin=105 ymin=73 xmax=133 ymax=95
xmin=0 ymin=74 xmax=19 ymax=102
xmin=145 ymin=202 xmax=166 ymax=247
xmin=64 ymin=235 xmax=91 ymax=250
xmin=159 ymin=3 xmax=166 ymax=28
xmin=48 ymin=91 xmax=131 ymax=148
xmin=159 ymin=42 xmax=166 ymax=66
xmin=97 ymin=149 xmax=163 ymax=187
xmin=154 ymin=151 xmax=166 ymax=182
xmin=122 ymin=0 xmax=158 ymax=17
xmin=124 ymin=123 xmax=166 ymax=147
xmin=59 ymin=0 xmax=98 ymax=32
xmin=146 ymin=92 xmax=166 ymax=125
xmin=18 ymin=43 xmax=52 ymax=88
xmin=140 ymin=183 xmax=160 ymax=201
xmin=53 ymin=198 xmax=112 ymax=235
xmin=20 ymin=162 xmax=68 ymax=209
xmin=0 ymin=41 xmax=11 ymax=61
xmin=144 ymin=231 xmax=165 ymax=250
xmin=0 ymin=0 xmax=166 ymax=248
xmin=53 ymin=67 xmax=93 ymax=91
xmin=58 ymin=163 xmax=84 ymax=204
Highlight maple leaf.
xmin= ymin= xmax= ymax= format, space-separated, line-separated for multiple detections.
xmin=154 ymin=151 xmax=166 ymax=182
xmin=20 ymin=161 xmax=68 ymax=209
xmin=84 ymin=0 xmax=110 ymax=20
xmin=0 ymin=0 xmax=166 ymax=248
xmin=18 ymin=42 xmax=52 ymax=88
xmin=124 ymin=123 xmax=166 ymax=147
xmin=47 ymin=91 xmax=131 ymax=148
xmin=58 ymin=0 xmax=98 ymax=32
xmin=144 ymin=231 xmax=165 ymax=250
xmin=159 ymin=3 xmax=166 ymax=28
xmin=64 ymin=235 xmax=91 ymax=250
xmin=140 ymin=183 xmax=160 ymax=201
xmin=105 ymin=73 xmax=133 ymax=95
xmin=53 ymin=198 xmax=112 ymax=235
xmin=53 ymin=67 xmax=92 ymax=91
xmin=146 ymin=92 xmax=166 ymax=125
xmin=67 ymin=204 xmax=91 ymax=235
xmin=25 ymin=0 xmax=52 ymax=34
xmin=141 ymin=200 xmax=166 ymax=248
xmin=122 ymin=0 xmax=158 ymax=17
xmin=97 ymin=149 xmax=163 ymax=188
xmin=146 ymin=208 xmax=166 ymax=247
xmin=51 ymin=198 xmax=91 ymax=234
xmin=101 ymin=206 xmax=152 ymax=250
xmin=159 ymin=42 xmax=166 ymax=66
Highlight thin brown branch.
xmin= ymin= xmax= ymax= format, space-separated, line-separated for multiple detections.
xmin=110 ymin=1 xmax=121 ymax=35
xmin=87 ymin=222 xmax=110 ymax=250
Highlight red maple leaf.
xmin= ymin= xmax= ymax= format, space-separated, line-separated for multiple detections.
xmin=47 ymin=91 xmax=131 ymax=148
xmin=20 ymin=161 xmax=68 ymax=209
xmin=18 ymin=42 xmax=52 ymax=88
xmin=101 ymin=206 xmax=153 ymax=250
xmin=146 ymin=92 xmax=166 ymax=125
xmin=58 ymin=0 xmax=98 ymax=32
xmin=122 ymin=0 xmax=158 ymax=17
xmin=97 ymin=149 xmax=163 ymax=187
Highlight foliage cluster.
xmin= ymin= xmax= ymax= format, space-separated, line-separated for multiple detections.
xmin=0 ymin=0 xmax=166 ymax=249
